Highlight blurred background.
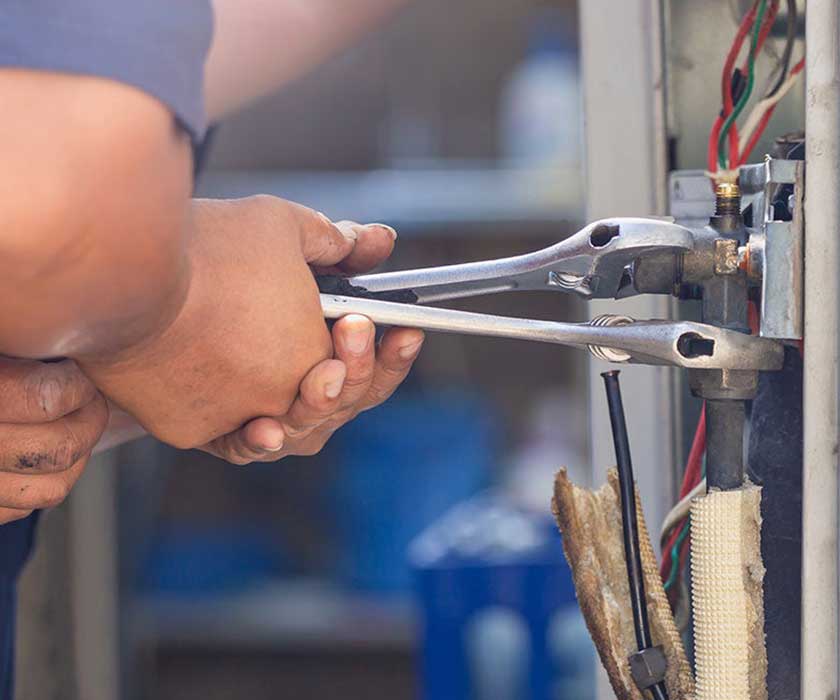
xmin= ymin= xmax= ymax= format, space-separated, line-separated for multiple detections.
xmin=18 ymin=0 xmax=595 ymax=698
xmin=13 ymin=0 xmax=810 ymax=698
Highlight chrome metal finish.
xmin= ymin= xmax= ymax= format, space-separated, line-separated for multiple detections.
xmin=588 ymin=314 xmax=635 ymax=363
xmin=350 ymin=217 xmax=695 ymax=302
xmin=321 ymin=294 xmax=784 ymax=371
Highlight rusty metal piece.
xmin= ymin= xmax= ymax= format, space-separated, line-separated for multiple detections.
xmin=714 ymin=239 xmax=741 ymax=276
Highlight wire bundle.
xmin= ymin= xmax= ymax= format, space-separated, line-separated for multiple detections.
xmin=708 ymin=0 xmax=803 ymax=182
xmin=660 ymin=406 xmax=706 ymax=596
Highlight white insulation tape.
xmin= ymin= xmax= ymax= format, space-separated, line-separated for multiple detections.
xmin=690 ymin=485 xmax=767 ymax=700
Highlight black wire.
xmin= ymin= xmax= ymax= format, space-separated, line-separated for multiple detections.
xmin=650 ymin=683 xmax=669 ymax=700
xmin=602 ymin=371 xmax=670 ymax=700
xmin=766 ymin=0 xmax=797 ymax=98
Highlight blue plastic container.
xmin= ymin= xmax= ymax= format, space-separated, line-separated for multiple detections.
xmin=329 ymin=389 xmax=496 ymax=592
xmin=410 ymin=493 xmax=594 ymax=700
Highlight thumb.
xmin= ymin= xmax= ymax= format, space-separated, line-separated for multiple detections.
xmin=294 ymin=205 xmax=357 ymax=267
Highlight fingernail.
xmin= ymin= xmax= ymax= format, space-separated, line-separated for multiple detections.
xmin=325 ymin=375 xmax=345 ymax=399
xmin=336 ymin=221 xmax=358 ymax=241
xmin=371 ymin=223 xmax=398 ymax=240
xmin=399 ymin=338 xmax=424 ymax=359
xmin=345 ymin=319 xmax=373 ymax=354
xmin=259 ymin=423 xmax=285 ymax=452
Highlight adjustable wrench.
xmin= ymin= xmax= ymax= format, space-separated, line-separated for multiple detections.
xmin=319 ymin=217 xmax=784 ymax=371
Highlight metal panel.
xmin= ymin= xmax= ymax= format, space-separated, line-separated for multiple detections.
xmin=801 ymin=1 xmax=840 ymax=697
xmin=580 ymin=0 xmax=673 ymax=532
xmin=578 ymin=2 xmax=674 ymax=696
xmin=666 ymin=0 xmax=805 ymax=170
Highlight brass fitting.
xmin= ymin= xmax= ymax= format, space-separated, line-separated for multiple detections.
xmin=715 ymin=182 xmax=742 ymax=217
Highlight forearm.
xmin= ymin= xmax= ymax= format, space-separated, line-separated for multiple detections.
xmin=205 ymin=0 xmax=409 ymax=120
xmin=0 ymin=70 xmax=193 ymax=360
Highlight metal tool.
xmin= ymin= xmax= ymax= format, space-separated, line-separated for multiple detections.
xmin=350 ymin=217 xmax=696 ymax=302
xmin=317 ymin=216 xmax=784 ymax=371
xmin=320 ymin=295 xmax=782 ymax=370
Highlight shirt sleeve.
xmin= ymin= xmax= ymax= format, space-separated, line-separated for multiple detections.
xmin=0 ymin=0 xmax=214 ymax=141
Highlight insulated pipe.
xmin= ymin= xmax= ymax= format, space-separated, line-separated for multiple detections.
xmin=801 ymin=2 xmax=840 ymax=698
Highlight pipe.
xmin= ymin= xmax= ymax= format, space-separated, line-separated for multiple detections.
xmin=801 ymin=2 xmax=840 ymax=698
xmin=705 ymin=400 xmax=745 ymax=490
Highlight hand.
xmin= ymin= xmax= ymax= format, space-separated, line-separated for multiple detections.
xmin=202 ymin=217 xmax=424 ymax=464
xmin=79 ymin=196 xmax=409 ymax=451
xmin=0 ymin=358 xmax=108 ymax=524
xmin=203 ymin=315 xmax=423 ymax=463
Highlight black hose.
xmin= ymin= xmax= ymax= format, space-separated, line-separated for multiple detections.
xmin=705 ymin=400 xmax=746 ymax=490
xmin=602 ymin=371 xmax=669 ymax=700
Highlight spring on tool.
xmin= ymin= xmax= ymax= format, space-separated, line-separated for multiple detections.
xmin=588 ymin=314 xmax=635 ymax=363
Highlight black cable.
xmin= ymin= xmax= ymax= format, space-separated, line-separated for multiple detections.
xmin=650 ymin=677 xmax=669 ymax=700
xmin=766 ymin=0 xmax=797 ymax=98
xmin=602 ymin=371 xmax=669 ymax=700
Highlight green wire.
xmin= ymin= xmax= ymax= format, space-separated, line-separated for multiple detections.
xmin=663 ymin=435 xmax=707 ymax=594
xmin=663 ymin=518 xmax=691 ymax=592
xmin=717 ymin=0 xmax=769 ymax=169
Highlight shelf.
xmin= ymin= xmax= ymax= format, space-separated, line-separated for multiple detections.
xmin=132 ymin=579 xmax=416 ymax=652
xmin=196 ymin=166 xmax=583 ymax=234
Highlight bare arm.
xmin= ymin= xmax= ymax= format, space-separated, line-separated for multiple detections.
xmin=0 ymin=69 xmax=193 ymax=360
xmin=205 ymin=0 xmax=410 ymax=121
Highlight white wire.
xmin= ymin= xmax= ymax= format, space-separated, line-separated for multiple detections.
xmin=738 ymin=63 xmax=805 ymax=156
xmin=659 ymin=478 xmax=707 ymax=544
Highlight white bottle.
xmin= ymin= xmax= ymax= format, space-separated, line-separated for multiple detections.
xmin=500 ymin=9 xmax=582 ymax=168
xmin=503 ymin=391 xmax=588 ymax=513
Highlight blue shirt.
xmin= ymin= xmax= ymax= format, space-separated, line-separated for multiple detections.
xmin=0 ymin=0 xmax=213 ymax=140
xmin=0 ymin=2 xmax=214 ymax=695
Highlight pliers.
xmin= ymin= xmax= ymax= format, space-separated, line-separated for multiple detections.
xmin=317 ymin=217 xmax=783 ymax=371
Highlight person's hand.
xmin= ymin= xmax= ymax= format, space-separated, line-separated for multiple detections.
xmin=203 ymin=313 xmax=423 ymax=464
xmin=201 ymin=213 xmax=425 ymax=464
xmin=79 ymin=196 xmax=417 ymax=454
xmin=0 ymin=358 xmax=108 ymax=524
xmin=201 ymin=214 xmax=424 ymax=464
xmin=80 ymin=208 xmax=423 ymax=465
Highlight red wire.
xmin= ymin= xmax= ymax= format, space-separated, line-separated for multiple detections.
xmin=708 ymin=116 xmax=724 ymax=175
xmin=680 ymin=406 xmax=707 ymax=499
xmin=719 ymin=1 xmax=760 ymax=169
xmin=660 ymin=406 xmax=707 ymax=581
xmin=749 ymin=1 xmax=779 ymax=72
xmin=730 ymin=2 xmax=780 ymax=166
xmin=740 ymin=107 xmax=777 ymax=166
xmin=737 ymin=57 xmax=806 ymax=167
xmin=713 ymin=0 xmax=778 ymax=172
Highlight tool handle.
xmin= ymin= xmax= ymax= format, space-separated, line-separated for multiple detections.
xmin=315 ymin=275 xmax=418 ymax=304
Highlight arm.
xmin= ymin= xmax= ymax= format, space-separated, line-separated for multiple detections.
xmin=0 ymin=2 xmax=422 ymax=463
xmin=0 ymin=70 xmax=193 ymax=360
xmin=205 ymin=0 xmax=410 ymax=120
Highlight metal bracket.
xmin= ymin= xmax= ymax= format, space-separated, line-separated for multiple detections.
xmin=744 ymin=159 xmax=804 ymax=340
